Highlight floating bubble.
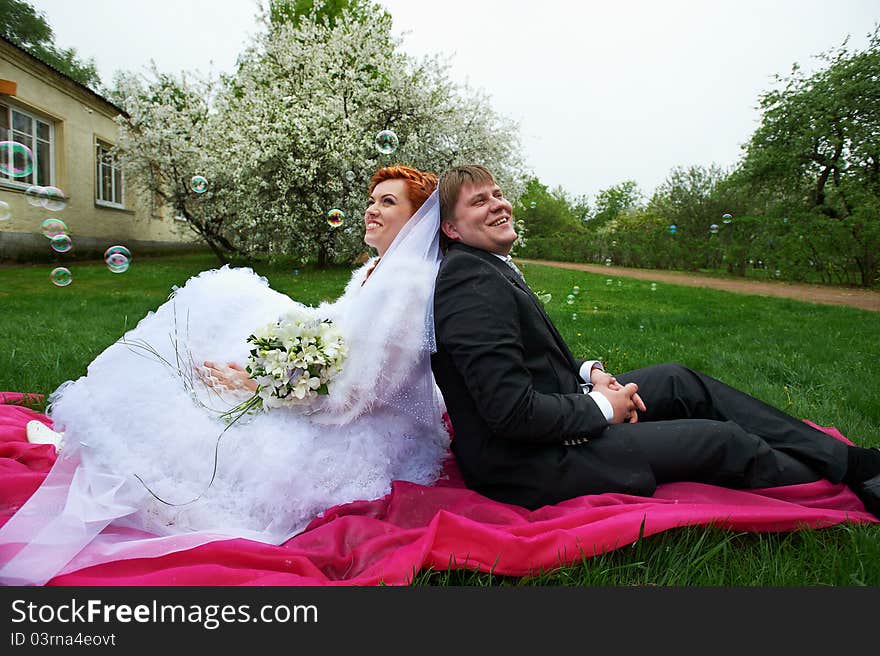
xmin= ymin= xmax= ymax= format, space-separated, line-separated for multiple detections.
xmin=190 ymin=175 xmax=208 ymax=193
xmin=345 ymin=170 xmax=355 ymax=182
xmin=572 ymin=286 xmax=580 ymax=295
xmin=650 ymin=282 xmax=657 ymax=291
xmin=566 ymin=294 xmax=575 ymax=305
xmin=50 ymin=234 xmax=72 ymax=253
xmin=606 ymin=279 xmax=612 ymax=285
xmin=604 ymin=258 xmax=612 ymax=267
xmin=782 ymin=217 xmax=789 ymax=224
xmin=326 ymin=208 xmax=344 ymax=227
xmin=40 ymin=218 xmax=68 ymax=238
xmin=639 ymin=325 xmax=645 ymax=331
xmin=41 ymin=186 xmax=67 ymax=211
xmin=722 ymin=213 xmax=733 ymax=224
xmin=50 ymin=267 xmax=72 ymax=287
xmin=529 ymin=201 xmax=537 ymax=209
xmin=709 ymin=224 xmax=719 ymax=234
xmin=375 ymin=130 xmax=399 ymax=155
xmin=0 ymin=200 xmax=10 ymax=221
xmin=669 ymin=224 xmax=677 ymax=234
xmin=774 ymin=270 xmax=781 ymax=278
xmin=0 ymin=141 xmax=34 ymax=178
xmin=593 ymin=306 xmax=598 ymax=312
xmin=293 ymin=268 xmax=299 ymax=276
xmin=25 ymin=185 xmax=44 ymax=206
xmin=106 ymin=254 xmax=130 ymax=273
xmin=572 ymin=313 xmax=578 ymax=321
xmin=104 ymin=245 xmax=132 ymax=273
xmin=611 ymin=240 xmax=617 ymax=247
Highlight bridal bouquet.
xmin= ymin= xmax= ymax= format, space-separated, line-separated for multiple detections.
xmin=221 ymin=308 xmax=348 ymax=423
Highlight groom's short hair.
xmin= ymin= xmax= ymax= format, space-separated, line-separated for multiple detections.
xmin=438 ymin=165 xmax=497 ymax=252
xmin=438 ymin=165 xmax=497 ymax=222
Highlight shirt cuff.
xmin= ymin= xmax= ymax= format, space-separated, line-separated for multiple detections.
xmin=588 ymin=390 xmax=615 ymax=423
xmin=578 ymin=360 xmax=604 ymax=383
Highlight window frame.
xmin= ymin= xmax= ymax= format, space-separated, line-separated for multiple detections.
xmin=0 ymin=102 xmax=55 ymax=190
xmin=94 ymin=137 xmax=125 ymax=209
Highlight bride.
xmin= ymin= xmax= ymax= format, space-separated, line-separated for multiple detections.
xmin=0 ymin=165 xmax=451 ymax=586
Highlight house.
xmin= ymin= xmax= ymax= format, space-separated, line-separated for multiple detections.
xmin=0 ymin=35 xmax=203 ymax=263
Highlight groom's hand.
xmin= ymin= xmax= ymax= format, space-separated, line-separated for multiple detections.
xmin=590 ymin=368 xmax=619 ymax=389
xmin=596 ymin=381 xmax=645 ymax=424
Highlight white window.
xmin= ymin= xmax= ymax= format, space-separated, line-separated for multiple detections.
xmin=95 ymin=139 xmax=124 ymax=208
xmin=0 ymin=102 xmax=54 ymax=188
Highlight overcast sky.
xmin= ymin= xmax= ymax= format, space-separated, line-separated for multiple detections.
xmin=25 ymin=0 xmax=880 ymax=200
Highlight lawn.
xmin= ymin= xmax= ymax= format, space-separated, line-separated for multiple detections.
xmin=1 ymin=253 xmax=878 ymax=585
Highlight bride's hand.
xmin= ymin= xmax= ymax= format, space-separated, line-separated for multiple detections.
xmin=200 ymin=361 xmax=258 ymax=392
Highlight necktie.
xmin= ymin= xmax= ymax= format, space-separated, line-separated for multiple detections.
xmin=504 ymin=255 xmax=525 ymax=281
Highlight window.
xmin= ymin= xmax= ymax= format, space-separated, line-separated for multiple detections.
xmin=95 ymin=139 xmax=124 ymax=207
xmin=0 ymin=102 xmax=53 ymax=187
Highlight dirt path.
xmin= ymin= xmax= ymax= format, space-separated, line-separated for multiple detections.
xmin=516 ymin=258 xmax=880 ymax=312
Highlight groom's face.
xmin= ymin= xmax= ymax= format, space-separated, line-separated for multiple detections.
xmin=442 ymin=182 xmax=517 ymax=255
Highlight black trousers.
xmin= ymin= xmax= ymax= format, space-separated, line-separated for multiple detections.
xmin=608 ymin=363 xmax=849 ymax=488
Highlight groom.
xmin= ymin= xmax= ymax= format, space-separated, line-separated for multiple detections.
xmin=430 ymin=164 xmax=880 ymax=517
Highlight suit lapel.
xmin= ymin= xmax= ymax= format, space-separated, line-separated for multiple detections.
xmin=449 ymin=244 xmax=580 ymax=370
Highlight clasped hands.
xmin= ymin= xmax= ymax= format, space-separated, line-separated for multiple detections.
xmin=590 ymin=368 xmax=647 ymax=424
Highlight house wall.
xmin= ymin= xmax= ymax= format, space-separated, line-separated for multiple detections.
xmin=0 ymin=40 xmax=204 ymax=262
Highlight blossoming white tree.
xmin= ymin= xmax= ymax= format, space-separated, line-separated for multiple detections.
xmin=111 ymin=1 xmax=524 ymax=265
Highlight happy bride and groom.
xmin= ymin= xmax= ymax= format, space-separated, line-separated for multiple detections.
xmin=4 ymin=162 xmax=879 ymax=587
xmin=206 ymin=162 xmax=880 ymax=519
xmin=26 ymin=164 xmax=880 ymax=520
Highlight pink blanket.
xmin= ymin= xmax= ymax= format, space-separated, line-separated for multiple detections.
xmin=1 ymin=392 xmax=875 ymax=585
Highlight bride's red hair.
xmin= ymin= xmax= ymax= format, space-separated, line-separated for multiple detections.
xmin=369 ymin=165 xmax=438 ymax=209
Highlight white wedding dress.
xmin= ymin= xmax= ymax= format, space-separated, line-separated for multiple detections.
xmin=0 ymin=192 xmax=449 ymax=585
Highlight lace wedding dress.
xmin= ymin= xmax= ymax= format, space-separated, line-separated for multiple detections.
xmin=0 ymin=192 xmax=449 ymax=585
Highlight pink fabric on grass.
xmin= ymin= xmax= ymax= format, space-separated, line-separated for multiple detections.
xmin=0 ymin=392 xmax=875 ymax=585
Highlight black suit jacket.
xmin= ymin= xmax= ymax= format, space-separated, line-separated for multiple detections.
xmin=431 ymin=242 xmax=655 ymax=509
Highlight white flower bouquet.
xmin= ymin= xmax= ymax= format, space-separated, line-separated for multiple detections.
xmin=221 ymin=308 xmax=348 ymax=422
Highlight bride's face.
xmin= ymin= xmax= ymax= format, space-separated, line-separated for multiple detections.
xmin=363 ymin=179 xmax=416 ymax=257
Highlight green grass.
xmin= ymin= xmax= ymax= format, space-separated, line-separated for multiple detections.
xmin=1 ymin=254 xmax=878 ymax=585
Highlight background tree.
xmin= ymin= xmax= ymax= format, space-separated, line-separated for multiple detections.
xmin=0 ymin=0 xmax=102 ymax=91
xmin=516 ymin=177 xmax=593 ymax=262
xmin=112 ymin=1 xmax=524 ymax=266
xmin=738 ymin=24 xmax=880 ymax=286
xmin=590 ymin=180 xmax=643 ymax=225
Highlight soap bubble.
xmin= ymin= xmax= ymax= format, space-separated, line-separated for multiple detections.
xmin=375 ymin=130 xmax=399 ymax=155
xmin=50 ymin=234 xmax=72 ymax=253
xmin=50 ymin=267 xmax=72 ymax=286
xmin=190 ymin=175 xmax=208 ymax=193
xmin=326 ymin=208 xmax=344 ymax=227
xmin=41 ymin=186 xmax=67 ymax=211
xmin=104 ymin=245 xmax=132 ymax=273
xmin=25 ymin=185 xmax=45 ymax=206
xmin=0 ymin=140 xmax=34 ymax=177
xmin=0 ymin=200 xmax=10 ymax=221
xmin=40 ymin=218 xmax=68 ymax=238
